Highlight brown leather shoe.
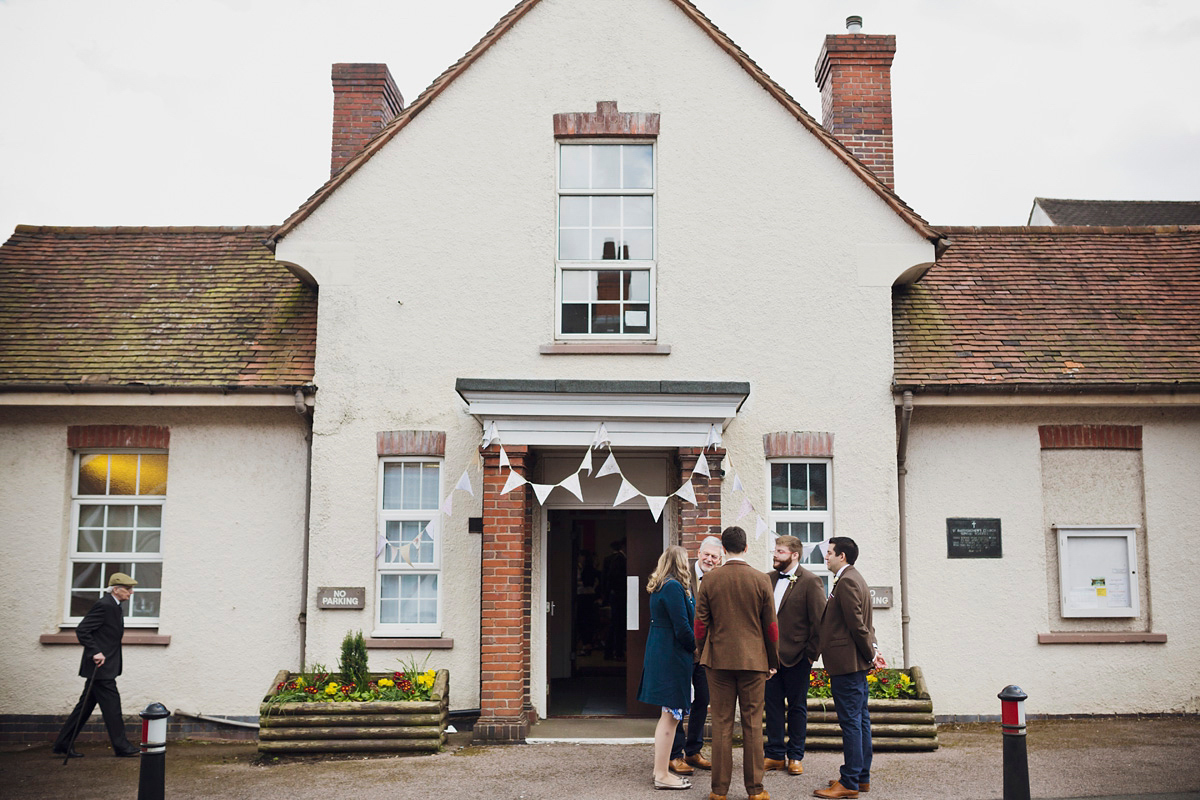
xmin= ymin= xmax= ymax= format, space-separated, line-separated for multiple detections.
xmin=787 ymin=759 xmax=804 ymax=775
xmin=707 ymin=794 xmax=726 ymax=800
xmin=684 ymin=753 xmax=711 ymax=770
xmin=669 ymin=758 xmax=694 ymax=775
xmin=826 ymin=779 xmax=868 ymax=793
xmin=747 ymin=792 xmax=769 ymax=800
xmin=763 ymin=757 xmax=786 ymax=771
xmin=814 ymin=780 xmax=859 ymax=798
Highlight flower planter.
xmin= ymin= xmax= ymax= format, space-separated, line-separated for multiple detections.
xmin=803 ymin=665 xmax=938 ymax=751
xmin=258 ymin=669 xmax=449 ymax=755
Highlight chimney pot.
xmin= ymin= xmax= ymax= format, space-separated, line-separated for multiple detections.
xmin=846 ymin=15 xmax=863 ymax=33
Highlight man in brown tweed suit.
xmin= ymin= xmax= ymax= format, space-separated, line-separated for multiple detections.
xmin=695 ymin=526 xmax=779 ymax=800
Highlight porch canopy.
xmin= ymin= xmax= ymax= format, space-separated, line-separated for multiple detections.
xmin=455 ymin=379 xmax=750 ymax=447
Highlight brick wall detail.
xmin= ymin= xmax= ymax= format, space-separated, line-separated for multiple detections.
xmin=1038 ymin=425 xmax=1143 ymax=450
xmin=331 ymin=63 xmax=405 ymax=177
xmin=67 ymin=425 xmax=169 ymax=450
xmin=678 ymin=447 xmax=725 ymax=557
xmin=376 ymin=430 xmax=446 ymax=457
xmin=474 ymin=444 xmax=532 ymax=743
xmin=553 ymin=101 xmax=660 ymax=138
xmin=763 ymin=431 xmax=834 ymax=458
xmin=814 ymin=33 xmax=896 ymax=189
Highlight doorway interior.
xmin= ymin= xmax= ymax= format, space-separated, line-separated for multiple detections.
xmin=546 ymin=508 xmax=662 ymax=717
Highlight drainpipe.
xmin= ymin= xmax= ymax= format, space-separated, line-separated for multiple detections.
xmin=897 ymin=390 xmax=914 ymax=668
xmin=296 ymin=389 xmax=314 ymax=670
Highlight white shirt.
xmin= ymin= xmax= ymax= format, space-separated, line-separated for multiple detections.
xmin=774 ymin=565 xmax=797 ymax=612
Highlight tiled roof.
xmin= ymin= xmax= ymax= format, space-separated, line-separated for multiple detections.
xmin=0 ymin=226 xmax=316 ymax=391
xmin=273 ymin=0 xmax=937 ymax=245
xmin=893 ymin=226 xmax=1200 ymax=392
xmin=1032 ymin=198 xmax=1200 ymax=226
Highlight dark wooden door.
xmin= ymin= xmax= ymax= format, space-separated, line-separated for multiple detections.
xmin=625 ymin=509 xmax=663 ymax=717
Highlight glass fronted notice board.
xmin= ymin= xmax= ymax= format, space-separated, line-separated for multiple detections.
xmin=1056 ymin=525 xmax=1139 ymax=618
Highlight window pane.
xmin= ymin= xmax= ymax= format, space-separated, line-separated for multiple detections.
xmin=420 ymin=463 xmax=439 ymax=509
xmin=623 ymin=229 xmax=653 ymax=260
xmin=107 ymin=530 xmax=133 ymax=552
xmin=770 ymin=465 xmax=788 ymax=510
xmin=109 ymin=455 xmax=139 ymax=495
xmin=137 ymin=505 xmax=162 ymax=528
xmin=131 ymin=590 xmax=160 ymax=618
xmin=562 ymin=304 xmax=589 ymax=333
xmin=805 ymin=523 xmax=825 ymax=564
xmin=594 ymin=231 xmax=621 ymax=260
xmin=73 ymin=562 xmax=102 ymax=589
xmin=401 ymin=463 xmax=420 ymax=509
xmin=71 ymin=590 xmax=101 ymax=617
xmin=108 ymin=505 xmax=134 ymax=528
xmin=624 ymin=305 xmax=649 ymax=334
xmin=593 ymin=195 xmax=620 ymax=227
xmin=789 ymin=464 xmax=810 ymax=510
xmin=592 ymin=304 xmax=621 ymax=334
xmin=382 ymin=464 xmax=403 ymax=509
xmin=380 ymin=598 xmax=399 ymax=624
xmin=400 ymin=598 xmax=417 ymax=622
xmin=419 ymin=599 xmax=437 ymax=624
xmin=78 ymin=455 xmax=108 ymax=495
xmin=79 ymin=504 xmax=104 ymax=528
xmin=78 ymin=529 xmax=103 ymax=553
xmin=559 ymin=229 xmax=589 ymax=260
xmin=135 ymin=530 xmax=161 ymax=553
xmin=400 ymin=576 xmax=418 ymax=598
xmin=380 ymin=574 xmax=399 ymax=600
xmin=622 ymin=145 xmax=653 ymax=188
xmin=559 ymin=195 xmax=589 ymax=227
xmin=560 ymin=146 xmax=589 ymax=188
xmin=595 ymin=271 xmax=621 ymax=301
xmin=135 ymin=562 xmax=162 ymax=589
xmin=625 ymin=270 xmax=649 ymax=301
xmin=624 ymin=195 xmax=653 ymax=227
xmin=591 ymin=146 xmax=620 ymax=189
xmin=809 ymin=464 xmax=828 ymax=510
xmin=138 ymin=454 xmax=168 ymax=495
xmin=562 ymin=270 xmax=590 ymax=302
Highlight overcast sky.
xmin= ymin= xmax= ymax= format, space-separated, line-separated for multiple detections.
xmin=1 ymin=0 xmax=1197 ymax=239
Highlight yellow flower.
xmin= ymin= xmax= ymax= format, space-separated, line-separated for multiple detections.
xmin=900 ymin=674 xmax=912 ymax=686
xmin=295 ymin=677 xmax=306 ymax=688
xmin=378 ymin=678 xmax=394 ymax=688
xmin=417 ymin=671 xmax=435 ymax=689
xmin=866 ymin=674 xmax=878 ymax=683
xmin=325 ymin=682 xmax=339 ymax=695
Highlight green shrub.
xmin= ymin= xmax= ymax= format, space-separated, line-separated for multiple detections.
xmin=338 ymin=630 xmax=370 ymax=692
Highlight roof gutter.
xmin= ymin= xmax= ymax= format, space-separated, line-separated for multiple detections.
xmin=892 ymin=383 xmax=1200 ymax=406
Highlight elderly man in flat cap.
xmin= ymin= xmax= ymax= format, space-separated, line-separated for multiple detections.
xmin=52 ymin=572 xmax=142 ymax=758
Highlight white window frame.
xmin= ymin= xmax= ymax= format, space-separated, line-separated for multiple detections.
xmin=66 ymin=449 xmax=166 ymax=628
xmin=1056 ymin=524 xmax=1140 ymax=618
xmin=766 ymin=458 xmax=834 ymax=593
xmin=374 ymin=457 xmax=443 ymax=637
xmin=555 ymin=139 xmax=657 ymax=341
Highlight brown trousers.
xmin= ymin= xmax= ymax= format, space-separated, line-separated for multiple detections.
xmin=706 ymin=667 xmax=768 ymax=796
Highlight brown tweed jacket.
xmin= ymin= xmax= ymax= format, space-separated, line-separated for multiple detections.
xmin=695 ymin=559 xmax=779 ymax=673
xmin=818 ymin=564 xmax=876 ymax=676
xmin=771 ymin=565 xmax=826 ymax=667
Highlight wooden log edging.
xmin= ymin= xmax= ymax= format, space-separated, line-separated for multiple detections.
xmin=257 ymin=669 xmax=449 ymax=755
xmin=800 ymin=666 xmax=939 ymax=751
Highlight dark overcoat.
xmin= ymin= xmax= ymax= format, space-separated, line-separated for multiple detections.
xmin=637 ymin=578 xmax=696 ymax=710
xmin=76 ymin=593 xmax=125 ymax=679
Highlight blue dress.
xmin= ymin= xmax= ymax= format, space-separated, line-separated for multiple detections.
xmin=636 ymin=578 xmax=697 ymax=710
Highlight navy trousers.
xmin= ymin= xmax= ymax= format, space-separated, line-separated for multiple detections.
xmin=54 ymin=678 xmax=135 ymax=754
xmin=671 ymin=660 xmax=709 ymax=759
xmin=830 ymin=670 xmax=872 ymax=790
xmin=764 ymin=659 xmax=811 ymax=761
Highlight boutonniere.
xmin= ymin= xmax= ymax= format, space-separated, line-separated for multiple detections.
xmin=787 ymin=573 xmax=798 ymax=585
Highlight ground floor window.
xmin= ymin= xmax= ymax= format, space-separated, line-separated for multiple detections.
xmin=768 ymin=458 xmax=833 ymax=590
xmin=376 ymin=458 xmax=442 ymax=635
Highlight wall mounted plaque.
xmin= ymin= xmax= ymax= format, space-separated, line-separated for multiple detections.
xmin=317 ymin=586 xmax=366 ymax=609
xmin=946 ymin=518 xmax=1002 ymax=558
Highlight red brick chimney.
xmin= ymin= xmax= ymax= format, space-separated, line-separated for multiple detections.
xmin=330 ymin=63 xmax=405 ymax=177
xmin=814 ymin=16 xmax=896 ymax=190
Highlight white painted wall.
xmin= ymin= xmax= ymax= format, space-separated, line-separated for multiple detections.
xmin=0 ymin=406 xmax=308 ymax=717
xmin=904 ymin=405 xmax=1200 ymax=716
xmin=279 ymin=0 xmax=930 ymax=713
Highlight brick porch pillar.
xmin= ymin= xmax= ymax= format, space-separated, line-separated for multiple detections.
xmin=678 ymin=447 xmax=725 ymax=557
xmin=474 ymin=444 xmax=533 ymax=743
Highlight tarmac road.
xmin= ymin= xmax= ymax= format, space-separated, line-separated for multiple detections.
xmin=2 ymin=717 xmax=1198 ymax=800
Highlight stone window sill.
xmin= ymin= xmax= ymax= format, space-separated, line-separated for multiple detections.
xmin=364 ymin=637 xmax=454 ymax=649
xmin=1037 ymin=632 xmax=1166 ymax=644
xmin=540 ymin=343 xmax=670 ymax=355
xmin=41 ymin=630 xmax=171 ymax=646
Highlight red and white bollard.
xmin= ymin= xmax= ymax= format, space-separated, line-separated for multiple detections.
xmin=998 ymin=685 xmax=1030 ymax=800
xmin=137 ymin=702 xmax=170 ymax=800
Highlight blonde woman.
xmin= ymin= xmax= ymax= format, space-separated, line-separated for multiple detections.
xmin=637 ymin=545 xmax=697 ymax=790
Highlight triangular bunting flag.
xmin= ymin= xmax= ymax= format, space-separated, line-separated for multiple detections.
xmin=614 ymin=477 xmax=641 ymax=507
xmin=737 ymin=496 xmax=754 ymax=520
xmin=591 ymin=422 xmax=611 ymax=449
xmin=440 ymin=493 xmax=453 ymax=516
xmin=705 ymin=423 xmax=722 ymax=450
xmin=455 ymin=469 xmax=474 ymax=497
xmin=559 ymin=471 xmax=585 ymax=502
xmin=693 ymin=452 xmax=710 ymax=478
xmin=645 ymin=495 xmax=668 ymax=522
xmin=755 ymin=515 xmax=769 ymax=539
xmin=673 ymin=479 xmax=697 ymax=506
xmin=577 ymin=449 xmax=593 ymax=476
xmin=595 ymin=452 xmax=621 ymax=478
xmin=499 ymin=446 xmax=510 ymax=470
xmin=732 ymin=473 xmax=744 ymax=493
xmin=532 ymin=482 xmax=556 ymax=505
xmin=376 ymin=533 xmax=386 ymax=558
xmin=481 ymin=421 xmax=500 ymax=449
xmin=401 ymin=540 xmax=414 ymax=566
xmin=803 ymin=541 xmax=824 ymax=561
xmin=500 ymin=470 xmax=527 ymax=495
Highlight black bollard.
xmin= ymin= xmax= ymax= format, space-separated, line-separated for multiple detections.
xmin=997 ymin=685 xmax=1030 ymax=800
xmin=137 ymin=702 xmax=170 ymax=800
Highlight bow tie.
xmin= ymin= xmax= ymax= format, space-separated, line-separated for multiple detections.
xmin=777 ymin=570 xmax=792 ymax=579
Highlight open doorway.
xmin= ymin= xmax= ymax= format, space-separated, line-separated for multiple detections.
xmin=546 ymin=508 xmax=662 ymax=717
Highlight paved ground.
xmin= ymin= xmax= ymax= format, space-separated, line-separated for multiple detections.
xmin=2 ymin=717 xmax=1198 ymax=800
